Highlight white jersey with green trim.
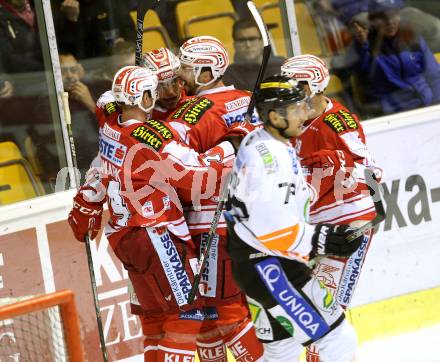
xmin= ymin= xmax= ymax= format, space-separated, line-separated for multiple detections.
xmin=227 ymin=128 xmax=316 ymax=263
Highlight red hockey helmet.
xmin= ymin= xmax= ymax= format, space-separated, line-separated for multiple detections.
xmin=141 ymin=48 xmax=181 ymax=82
xmin=112 ymin=66 xmax=158 ymax=113
xmin=178 ymin=35 xmax=230 ymax=86
xmin=281 ymin=54 xmax=330 ymax=96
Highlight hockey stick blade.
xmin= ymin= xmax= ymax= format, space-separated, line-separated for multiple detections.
xmin=136 ymin=0 xmax=161 ymax=66
xmin=346 ymin=168 xmax=386 ymax=242
xmin=245 ymin=1 xmax=272 ymax=121
xmin=187 ymin=172 xmax=232 ymax=304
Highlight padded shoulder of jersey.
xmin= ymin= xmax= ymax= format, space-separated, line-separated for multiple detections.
xmin=169 ymin=96 xmax=214 ymax=125
xmin=236 ymin=129 xmax=294 ymax=180
xmin=323 ymin=108 xmax=359 ymax=134
xmin=130 ymin=119 xmax=176 ymax=152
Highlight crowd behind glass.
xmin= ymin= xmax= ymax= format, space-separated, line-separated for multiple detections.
xmin=1 ymin=0 xmax=439 ymax=203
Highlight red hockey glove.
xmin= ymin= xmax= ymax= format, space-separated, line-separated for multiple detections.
xmin=226 ymin=121 xmax=257 ymax=138
xmin=222 ymin=122 xmax=257 ymax=152
xmin=302 ymin=149 xmax=354 ymax=176
xmin=68 ymin=193 xmax=103 ymax=242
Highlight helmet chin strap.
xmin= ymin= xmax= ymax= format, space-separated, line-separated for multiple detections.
xmin=267 ymin=109 xmax=291 ymax=139
xmin=138 ymin=91 xmax=157 ymax=115
xmin=193 ymin=66 xmax=218 ymax=87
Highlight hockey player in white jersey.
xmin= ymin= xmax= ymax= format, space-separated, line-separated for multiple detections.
xmin=224 ymin=75 xmax=364 ymax=362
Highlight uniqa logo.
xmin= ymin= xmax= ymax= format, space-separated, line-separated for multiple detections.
xmin=278 ymin=290 xmax=320 ymax=336
xmin=259 ymin=264 xmax=281 ymax=292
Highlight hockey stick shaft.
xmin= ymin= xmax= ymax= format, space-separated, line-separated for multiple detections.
xmin=136 ymin=0 xmax=161 ymax=66
xmin=84 ymin=234 xmax=108 ymax=361
xmin=188 ymin=1 xmax=271 ymax=304
xmin=245 ymin=0 xmax=272 ymax=120
xmin=61 ymin=92 xmax=108 ymax=362
xmin=187 ymin=172 xmax=231 ymax=304
xmin=345 ymin=168 xmax=386 ymax=242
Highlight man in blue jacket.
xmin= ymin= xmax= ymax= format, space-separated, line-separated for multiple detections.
xmin=352 ymin=0 xmax=440 ymax=116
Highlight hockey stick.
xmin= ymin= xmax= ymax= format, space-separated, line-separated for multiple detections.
xmin=245 ymin=0 xmax=272 ymax=121
xmin=187 ymin=172 xmax=232 ymax=304
xmin=136 ymin=0 xmax=162 ymax=66
xmin=308 ymin=168 xmax=385 ymax=269
xmin=345 ymin=168 xmax=386 ymax=242
xmin=188 ymin=0 xmax=271 ymax=304
xmin=61 ymin=93 xmax=108 ymax=362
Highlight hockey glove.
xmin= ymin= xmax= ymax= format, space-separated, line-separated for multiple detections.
xmin=222 ymin=122 xmax=257 ymax=152
xmin=302 ymin=149 xmax=354 ymax=175
xmin=310 ymin=223 xmax=363 ymax=259
xmin=68 ymin=193 xmax=103 ymax=242
xmin=226 ymin=121 xmax=257 ymax=138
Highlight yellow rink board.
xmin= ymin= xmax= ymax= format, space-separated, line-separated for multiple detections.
xmin=348 ymin=286 xmax=440 ymax=343
xmin=195 ymin=286 xmax=440 ymax=361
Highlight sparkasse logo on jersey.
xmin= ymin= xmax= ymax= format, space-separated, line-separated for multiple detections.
xmin=147 ymin=228 xmax=192 ymax=307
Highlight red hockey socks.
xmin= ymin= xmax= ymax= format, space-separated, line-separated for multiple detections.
xmin=197 ymin=336 xmax=227 ymax=362
xmin=224 ymin=321 xmax=264 ymax=362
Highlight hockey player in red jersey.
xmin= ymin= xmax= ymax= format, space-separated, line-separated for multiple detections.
xmin=175 ymin=35 xmax=260 ymax=151
xmin=168 ymin=36 xmax=264 ymax=362
xmin=141 ymin=48 xmax=189 ymax=120
xmin=68 ymin=65 xmax=241 ymax=362
xmin=80 ymin=45 xmax=261 ymax=361
xmin=281 ymin=54 xmax=382 ymax=362
xmin=96 ymin=47 xmax=188 ymax=128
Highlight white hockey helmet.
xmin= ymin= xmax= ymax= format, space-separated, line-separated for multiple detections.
xmin=112 ymin=65 xmax=158 ymax=113
xmin=141 ymin=48 xmax=181 ymax=82
xmin=281 ymin=54 xmax=330 ymax=96
xmin=178 ymin=35 xmax=230 ymax=86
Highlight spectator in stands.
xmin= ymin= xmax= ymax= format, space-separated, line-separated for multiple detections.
xmin=60 ymin=52 xmax=99 ymax=174
xmin=61 ymin=53 xmax=95 ymax=113
xmin=331 ymin=0 xmax=440 ymax=53
xmin=0 ymin=79 xmax=13 ymax=98
xmin=53 ymin=0 xmax=135 ymax=59
xmin=350 ymin=0 xmax=440 ymax=115
xmin=223 ymin=18 xmax=285 ymax=91
xmin=0 ymin=0 xmax=43 ymax=73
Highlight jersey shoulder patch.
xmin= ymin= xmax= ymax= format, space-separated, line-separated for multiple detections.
xmin=323 ymin=109 xmax=359 ymax=134
xmin=337 ymin=109 xmax=359 ymax=130
xmin=171 ymin=97 xmax=213 ymax=125
xmin=253 ymin=141 xmax=278 ymax=174
xmin=146 ymin=119 xmax=174 ymax=140
xmin=104 ymin=101 xmax=119 ymax=116
xmin=131 ymin=120 xmax=174 ymax=152
xmin=171 ymin=97 xmax=199 ymax=119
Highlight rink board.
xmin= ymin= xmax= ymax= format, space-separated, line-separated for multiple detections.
xmin=1 ymin=106 xmax=440 ymax=360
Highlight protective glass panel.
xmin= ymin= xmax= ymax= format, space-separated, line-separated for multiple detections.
xmin=0 ymin=0 xmax=68 ymax=205
xmin=298 ymin=0 xmax=440 ymax=120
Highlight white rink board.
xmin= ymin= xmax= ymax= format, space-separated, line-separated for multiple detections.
xmin=351 ymin=106 xmax=440 ymax=307
xmin=1 ymin=106 xmax=440 ymax=312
